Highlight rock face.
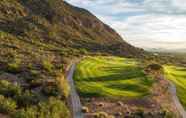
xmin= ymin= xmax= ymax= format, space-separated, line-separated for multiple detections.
xmin=0 ymin=0 xmax=144 ymax=57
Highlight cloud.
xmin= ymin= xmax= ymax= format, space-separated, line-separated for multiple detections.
xmin=66 ymin=0 xmax=186 ymax=50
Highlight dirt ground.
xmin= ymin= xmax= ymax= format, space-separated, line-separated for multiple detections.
xmin=81 ymin=79 xmax=180 ymax=118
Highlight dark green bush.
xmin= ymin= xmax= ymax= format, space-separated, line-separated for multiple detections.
xmin=13 ymin=106 xmax=37 ymax=118
xmin=42 ymin=60 xmax=54 ymax=73
xmin=0 ymin=80 xmax=22 ymax=97
xmin=6 ymin=59 xmax=21 ymax=74
xmin=38 ymin=97 xmax=70 ymax=118
xmin=79 ymin=48 xmax=88 ymax=55
xmin=42 ymin=85 xmax=59 ymax=97
xmin=13 ymin=97 xmax=70 ymax=118
xmin=0 ymin=95 xmax=17 ymax=114
xmin=146 ymin=64 xmax=163 ymax=71
xmin=30 ymin=79 xmax=43 ymax=88
xmin=15 ymin=90 xmax=38 ymax=107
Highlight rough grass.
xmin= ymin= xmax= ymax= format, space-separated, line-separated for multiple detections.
xmin=164 ymin=65 xmax=186 ymax=109
xmin=74 ymin=56 xmax=154 ymax=99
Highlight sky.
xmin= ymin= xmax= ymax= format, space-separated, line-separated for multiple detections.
xmin=66 ymin=0 xmax=186 ymax=50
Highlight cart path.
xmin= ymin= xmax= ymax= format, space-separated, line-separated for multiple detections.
xmin=168 ymin=81 xmax=186 ymax=118
xmin=67 ymin=64 xmax=84 ymax=118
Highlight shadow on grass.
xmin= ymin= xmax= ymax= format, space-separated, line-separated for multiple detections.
xmin=105 ymin=82 xmax=150 ymax=93
xmin=174 ymin=67 xmax=186 ymax=72
xmin=78 ymin=91 xmax=103 ymax=98
xmin=75 ymin=65 xmax=146 ymax=82
xmin=77 ymin=79 xmax=152 ymax=98
xmin=176 ymin=85 xmax=186 ymax=109
xmin=170 ymin=73 xmax=186 ymax=79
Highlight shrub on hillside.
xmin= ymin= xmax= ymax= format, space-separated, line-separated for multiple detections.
xmin=146 ymin=64 xmax=163 ymax=71
xmin=0 ymin=95 xmax=17 ymax=114
xmin=15 ymin=90 xmax=38 ymax=107
xmin=42 ymin=85 xmax=59 ymax=97
xmin=42 ymin=60 xmax=54 ymax=73
xmin=56 ymin=74 xmax=70 ymax=98
xmin=6 ymin=58 xmax=21 ymax=74
xmin=94 ymin=112 xmax=109 ymax=118
xmin=38 ymin=97 xmax=70 ymax=118
xmin=30 ymin=79 xmax=43 ymax=88
xmin=13 ymin=97 xmax=70 ymax=118
xmin=79 ymin=48 xmax=88 ymax=55
xmin=13 ymin=106 xmax=37 ymax=118
xmin=0 ymin=80 xmax=22 ymax=97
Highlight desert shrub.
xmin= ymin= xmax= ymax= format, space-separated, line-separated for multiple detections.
xmin=7 ymin=58 xmax=21 ymax=73
xmin=42 ymin=60 xmax=54 ymax=73
xmin=94 ymin=112 xmax=109 ymax=118
xmin=134 ymin=109 xmax=144 ymax=117
xmin=42 ymin=85 xmax=59 ymax=97
xmin=79 ymin=48 xmax=88 ymax=55
xmin=30 ymin=69 xmax=39 ymax=76
xmin=13 ymin=97 xmax=70 ymax=118
xmin=56 ymin=74 xmax=70 ymax=98
xmin=146 ymin=64 xmax=163 ymax=71
xmin=164 ymin=111 xmax=176 ymax=118
xmin=30 ymin=79 xmax=43 ymax=88
xmin=0 ymin=95 xmax=17 ymax=114
xmin=15 ymin=90 xmax=38 ymax=107
xmin=13 ymin=106 xmax=37 ymax=118
xmin=38 ymin=97 xmax=70 ymax=118
xmin=0 ymin=80 xmax=22 ymax=97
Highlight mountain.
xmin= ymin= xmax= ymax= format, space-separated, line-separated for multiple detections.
xmin=146 ymin=48 xmax=186 ymax=53
xmin=0 ymin=0 xmax=144 ymax=59
xmin=0 ymin=0 xmax=144 ymax=117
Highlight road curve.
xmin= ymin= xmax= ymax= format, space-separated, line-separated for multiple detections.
xmin=67 ymin=64 xmax=84 ymax=118
xmin=168 ymin=81 xmax=186 ymax=118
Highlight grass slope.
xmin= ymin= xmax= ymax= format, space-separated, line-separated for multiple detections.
xmin=74 ymin=56 xmax=154 ymax=98
xmin=164 ymin=66 xmax=186 ymax=109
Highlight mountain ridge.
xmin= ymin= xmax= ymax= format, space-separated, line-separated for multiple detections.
xmin=0 ymin=0 xmax=144 ymax=58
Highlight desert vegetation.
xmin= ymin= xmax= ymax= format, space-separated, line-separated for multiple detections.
xmin=0 ymin=80 xmax=70 ymax=118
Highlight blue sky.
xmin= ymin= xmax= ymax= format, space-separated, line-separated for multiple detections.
xmin=66 ymin=0 xmax=186 ymax=50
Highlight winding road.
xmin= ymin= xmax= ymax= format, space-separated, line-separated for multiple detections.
xmin=168 ymin=81 xmax=186 ymax=118
xmin=67 ymin=64 xmax=84 ymax=118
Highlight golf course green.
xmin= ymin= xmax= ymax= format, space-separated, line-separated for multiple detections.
xmin=165 ymin=65 xmax=186 ymax=109
xmin=74 ymin=56 xmax=154 ymax=98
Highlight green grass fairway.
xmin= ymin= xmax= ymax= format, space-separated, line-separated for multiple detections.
xmin=74 ymin=56 xmax=154 ymax=98
xmin=164 ymin=66 xmax=186 ymax=109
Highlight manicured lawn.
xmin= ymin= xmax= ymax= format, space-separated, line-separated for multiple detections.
xmin=164 ymin=65 xmax=186 ymax=109
xmin=74 ymin=56 xmax=154 ymax=99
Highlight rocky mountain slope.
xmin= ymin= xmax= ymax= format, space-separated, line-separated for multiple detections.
xmin=0 ymin=0 xmax=143 ymax=59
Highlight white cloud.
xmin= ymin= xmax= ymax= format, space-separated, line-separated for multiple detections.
xmin=66 ymin=0 xmax=186 ymax=50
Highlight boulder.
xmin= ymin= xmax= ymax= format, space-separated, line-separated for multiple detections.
xmin=82 ymin=106 xmax=89 ymax=113
xmin=114 ymin=112 xmax=122 ymax=116
xmin=93 ymin=112 xmax=109 ymax=118
xmin=98 ymin=102 xmax=104 ymax=107
xmin=117 ymin=101 xmax=124 ymax=106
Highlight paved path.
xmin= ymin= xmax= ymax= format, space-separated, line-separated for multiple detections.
xmin=67 ymin=64 xmax=84 ymax=118
xmin=168 ymin=81 xmax=186 ymax=118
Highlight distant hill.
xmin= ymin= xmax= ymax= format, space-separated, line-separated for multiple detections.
xmin=146 ymin=48 xmax=186 ymax=53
